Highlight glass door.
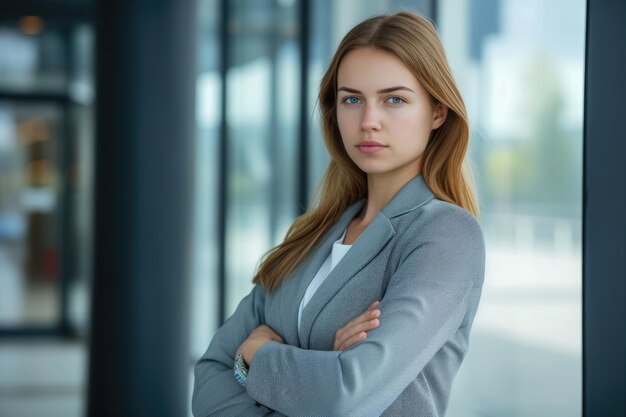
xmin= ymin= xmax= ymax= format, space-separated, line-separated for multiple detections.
xmin=0 ymin=17 xmax=94 ymax=336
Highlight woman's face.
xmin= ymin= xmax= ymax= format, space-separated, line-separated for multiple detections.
xmin=336 ymin=47 xmax=447 ymax=181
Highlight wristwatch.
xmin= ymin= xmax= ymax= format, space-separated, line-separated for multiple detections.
xmin=234 ymin=353 xmax=249 ymax=386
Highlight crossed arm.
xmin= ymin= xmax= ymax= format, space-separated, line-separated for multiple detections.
xmin=192 ymin=212 xmax=484 ymax=417
xmin=238 ymin=300 xmax=381 ymax=367
xmin=191 ymin=287 xmax=380 ymax=417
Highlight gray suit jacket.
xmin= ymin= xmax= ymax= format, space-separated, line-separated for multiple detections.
xmin=192 ymin=174 xmax=485 ymax=417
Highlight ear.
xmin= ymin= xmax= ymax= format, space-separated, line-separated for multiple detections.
xmin=431 ymin=103 xmax=448 ymax=130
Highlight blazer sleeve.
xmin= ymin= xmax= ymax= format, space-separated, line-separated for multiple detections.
xmin=192 ymin=284 xmax=279 ymax=417
xmin=244 ymin=210 xmax=485 ymax=417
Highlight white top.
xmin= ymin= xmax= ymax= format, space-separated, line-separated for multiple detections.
xmin=298 ymin=228 xmax=353 ymax=332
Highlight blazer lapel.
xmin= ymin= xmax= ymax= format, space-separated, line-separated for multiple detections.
xmin=297 ymin=174 xmax=435 ymax=349
xmin=298 ymin=213 xmax=395 ymax=348
xmin=276 ymin=200 xmax=365 ymax=346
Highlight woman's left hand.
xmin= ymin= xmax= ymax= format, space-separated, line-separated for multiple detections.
xmin=237 ymin=324 xmax=284 ymax=365
xmin=333 ymin=300 xmax=381 ymax=351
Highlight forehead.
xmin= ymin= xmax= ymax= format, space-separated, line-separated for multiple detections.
xmin=337 ymin=47 xmax=419 ymax=90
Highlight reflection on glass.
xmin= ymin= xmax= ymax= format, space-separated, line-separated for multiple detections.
xmin=439 ymin=0 xmax=584 ymax=416
xmin=0 ymin=23 xmax=94 ymax=332
xmin=225 ymin=0 xmax=299 ymax=317
xmin=0 ymin=103 xmax=62 ymax=325
xmin=0 ymin=23 xmax=66 ymax=93
xmin=193 ymin=0 xmax=221 ymax=358
xmin=66 ymin=24 xmax=95 ymax=334
xmin=68 ymin=102 xmax=94 ymax=333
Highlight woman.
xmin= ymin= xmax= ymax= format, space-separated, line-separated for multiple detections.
xmin=193 ymin=11 xmax=485 ymax=417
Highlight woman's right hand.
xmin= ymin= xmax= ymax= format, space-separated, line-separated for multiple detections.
xmin=333 ymin=301 xmax=381 ymax=351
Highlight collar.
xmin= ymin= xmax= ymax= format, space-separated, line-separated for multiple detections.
xmin=358 ymin=174 xmax=435 ymax=220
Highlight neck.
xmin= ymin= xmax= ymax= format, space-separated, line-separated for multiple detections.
xmin=357 ymin=167 xmax=421 ymax=224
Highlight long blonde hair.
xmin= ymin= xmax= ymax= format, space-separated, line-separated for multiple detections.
xmin=253 ymin=11 xmax=478 ymax=293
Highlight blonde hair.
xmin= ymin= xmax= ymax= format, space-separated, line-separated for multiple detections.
xmin=253 ymin=11 xmax=478 ymax=293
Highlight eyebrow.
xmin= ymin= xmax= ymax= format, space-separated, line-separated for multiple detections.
xmin=337 ymin=86 xmax=416 ymax=94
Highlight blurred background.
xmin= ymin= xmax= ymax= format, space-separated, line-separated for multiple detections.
xmin=0 ymin=0 xmax=589 ymax=416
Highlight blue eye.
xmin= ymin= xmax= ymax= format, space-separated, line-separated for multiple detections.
xmin=343 ymin=97 xmax=361 ymax=104
xmin=387 ymin=96 xmax=404 ymax=104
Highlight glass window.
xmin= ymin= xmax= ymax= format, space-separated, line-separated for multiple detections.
xmin=0 ymin=19 xmax=67 ymax=93
xmin=0 ymin=20 xmax=94 ymax=333
xmin=0 ymin=102 xmax=63 ymax=325
xmin=193 ymin=0 xmax=221 ymax=358
xmin=439 ymin=1 xmax=585 ymax=416
xmin=67 ymin=24 xmax=95 ymax=334
xmin=224 ymin=0 xmax=300 ymax=317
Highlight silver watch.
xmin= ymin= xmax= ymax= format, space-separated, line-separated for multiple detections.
xmin=234 ymin=353 xmax=248 ymax=386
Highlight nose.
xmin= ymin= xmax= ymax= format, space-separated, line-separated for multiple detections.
xmin=360 ymin=103 xmax=382 ymax=132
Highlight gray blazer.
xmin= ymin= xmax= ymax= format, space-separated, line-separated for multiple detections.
xmin=192 ymin=174 xmax=485 ymax=417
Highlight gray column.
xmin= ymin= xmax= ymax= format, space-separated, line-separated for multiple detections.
xmin=584 ymin=0 xmax=626 ymax=415
xmin=87 ymin=0 xmax=196 ymax=416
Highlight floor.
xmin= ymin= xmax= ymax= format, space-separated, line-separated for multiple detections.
xmin=0 ymin=340 xmax=86 ymax=417
xmin=0 ymin=340 xmax=198 ymax=417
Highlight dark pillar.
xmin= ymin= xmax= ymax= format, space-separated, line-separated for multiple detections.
xmin=87 ymin=0 xmax=195 ymax=416
xmin=297 ymin=0 xmax=310 ymax=214
xmin=583 ymin=0 xmax=626 ymax=415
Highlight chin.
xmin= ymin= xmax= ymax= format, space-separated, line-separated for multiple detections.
xmin=353 ymin=160 xmax=422 ymax=180
xmin=354 ymin=163 xmax=393 ymax=175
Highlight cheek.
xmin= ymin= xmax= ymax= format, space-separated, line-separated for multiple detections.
xmin=400 ymin=111 xmax=433 ymax=139
xmin=337 ymin=111 xmax=358 ymax=139
xmin=337 ymin=107 xmax=348 ymax=121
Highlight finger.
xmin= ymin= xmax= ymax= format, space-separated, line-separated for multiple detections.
xmin=334 ymin=318 xmax=380 ymax=350
xmin=333 ymin=302 xmax=380 ymax=350
xmin=342 ymin=302 xmax=381 ymax=330
xmin=366 ymin=300 xmax=380 ymax=311
xmin=345 ymin=301 xmax=379 ymax=326
xmin=335 ymin=308 xmax=380 ymax=346
xmin=351 ymin=318 xmax=380 ymax=336
xmin=339 ymin=331 xmax=367 ymax=351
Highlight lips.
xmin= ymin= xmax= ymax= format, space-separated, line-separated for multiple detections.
xmin=356 ymin=140 xmax=387 ymax=154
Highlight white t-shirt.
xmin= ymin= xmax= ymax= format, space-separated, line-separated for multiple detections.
xmin=297 ymin=228 xmax=353 ymax=332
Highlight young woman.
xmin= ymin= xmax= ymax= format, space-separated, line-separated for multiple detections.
xmin=192 ymin=11 xmax=485 ymax=417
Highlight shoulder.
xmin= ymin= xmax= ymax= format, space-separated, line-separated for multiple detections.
xmin=392 ymin=198 xmax=485 ymax=270
xmin=422 ymin=198 xmax=482 ymax=241
xmin=394 ymin=197 xmax=482 ymax=238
